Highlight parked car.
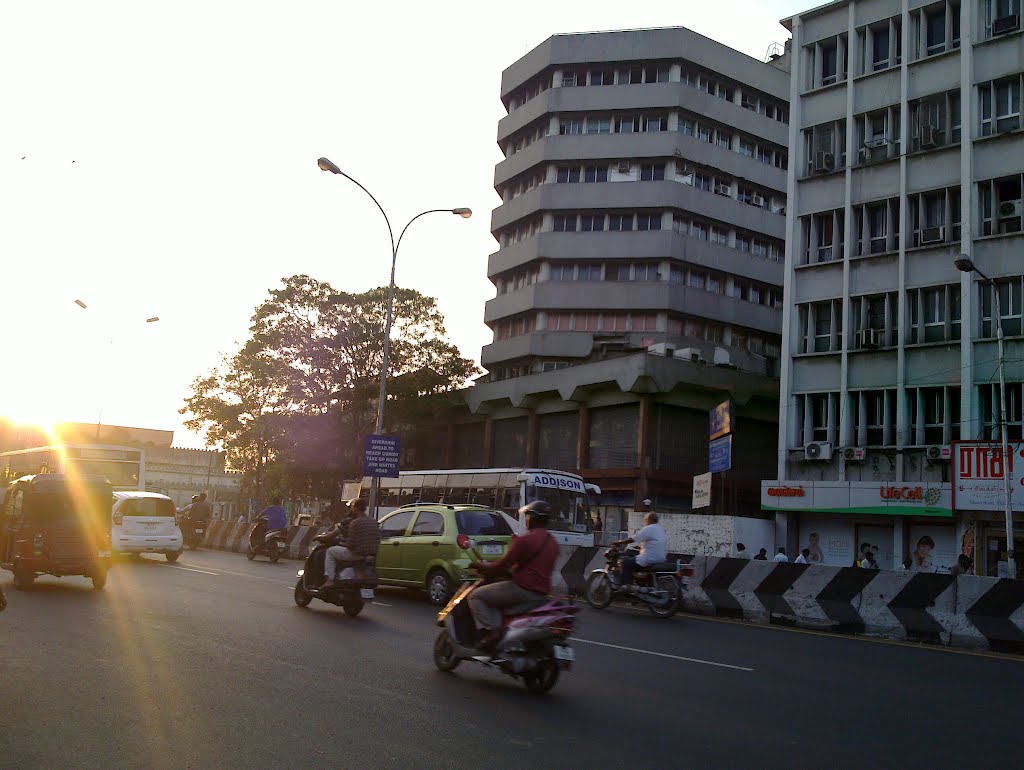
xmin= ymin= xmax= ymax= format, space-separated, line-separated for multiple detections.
xmin=112 ymin=492 xmax=182 ymax=562
xmin=0 ymin=473 xmax=113 ymax=589
xmin=375 ymin=504 xmax=522 ymax=605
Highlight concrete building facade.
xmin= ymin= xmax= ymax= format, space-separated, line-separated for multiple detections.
xmin=432 ymin=28 xmax=792 ymax=525
xmin=765 ymin=0 xmax=1024 ymax=575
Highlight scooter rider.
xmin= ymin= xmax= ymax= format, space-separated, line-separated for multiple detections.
xmin=190 ymin=492 xmax=213 ymax=525
xmin=320 ymin=499 xmax=381 ymax=589
xmin=469 ymin=500 xmax=559 ymax=651
xmin=250 ymin=498 xmax=288 ymax=550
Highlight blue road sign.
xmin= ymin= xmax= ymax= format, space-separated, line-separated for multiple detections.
xmin=709 ymin=434 xmax=732 ymax=473
xmin=363 ymin=435 xmax=401 ymax=478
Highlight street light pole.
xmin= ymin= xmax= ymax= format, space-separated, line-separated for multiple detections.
xmin=317 ymin=157 xmax=471 ymax=517
xmin=955 ymin=256 xmax=1015 ymax=578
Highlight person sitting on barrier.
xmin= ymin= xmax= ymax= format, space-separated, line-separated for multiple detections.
xmin=612 ymin=511 xmax=668 ymax=589
xmin=321 ymin=499 xmax=381 ymax=588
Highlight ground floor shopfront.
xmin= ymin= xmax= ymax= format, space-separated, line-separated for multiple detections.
xmin=760 ymin=480 xmax=994 ymax=574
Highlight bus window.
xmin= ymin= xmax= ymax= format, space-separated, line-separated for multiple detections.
xmin=525 ymin=484 xmax=590 ymax=535
xmin=500 ymin=487 xmax=520 ymax=514
xmin=445 ymin=486 xmax=470 ymax=504
xmin=471 ymin=487 xmax=496 ymax=508
xmin=397 ymin=488 xmax=415 ymax=506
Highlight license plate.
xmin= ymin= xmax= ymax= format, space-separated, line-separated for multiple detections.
xmin=480 ymin=544 xmax=502 ymax=556
xmin=195 ymin=529 xmax=204 ymax=534
xmin=277 ymin=541 xmax=287 ymax=549
xmin=553 ymin=645 xmax=575 ymax=662
xmin=360 ymin=588 xmax=374 ymax=599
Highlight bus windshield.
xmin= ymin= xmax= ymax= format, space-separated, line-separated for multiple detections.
xmin=526 ymin=484 xmax=590 ymax=534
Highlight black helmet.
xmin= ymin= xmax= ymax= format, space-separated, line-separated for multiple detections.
xmin=518 ymin=500 xmax=551 ymax=520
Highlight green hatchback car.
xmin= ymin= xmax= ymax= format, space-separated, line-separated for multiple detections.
xmin=375 ymin=504 xmax=518 ymax=605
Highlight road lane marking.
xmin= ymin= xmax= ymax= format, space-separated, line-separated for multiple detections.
xmin=574 ymin=638 xmax=754 ymax=672
xmin=372 ymin=601 xmax=392 ymax=607
xmin=166 ymin=565 xmax=220 ymax=576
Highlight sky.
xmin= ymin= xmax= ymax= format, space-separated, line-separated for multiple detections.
xmin=0 ymin=0 xmax=806 ymax=448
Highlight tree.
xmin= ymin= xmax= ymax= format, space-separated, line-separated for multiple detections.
xmin=181 ymin=275 xmax=478 ymax=501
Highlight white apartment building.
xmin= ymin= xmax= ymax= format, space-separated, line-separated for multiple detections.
xmin=764 ymin=0 xmax=1024 ymax=575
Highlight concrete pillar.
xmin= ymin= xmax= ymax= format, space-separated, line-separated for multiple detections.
xmin=445 ymin=422 xmax=457 ymax=468
xmin=526 ymin=410 xmax=539 ymax=466
xmin=483 ymin=416 xmax=495 ymax=467
xmin=576 ymin=406 xmax=590 ymax=471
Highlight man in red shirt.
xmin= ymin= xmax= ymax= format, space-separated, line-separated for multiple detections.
xmin=469 ymin=501 xmax=559 ymax=650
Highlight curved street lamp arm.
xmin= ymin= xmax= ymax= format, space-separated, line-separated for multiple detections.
xmin=327 ymin=167 xmax=396 ymax=257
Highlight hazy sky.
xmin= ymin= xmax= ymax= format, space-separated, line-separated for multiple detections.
xmin=0 ymin=0 xmax=804 ymax=447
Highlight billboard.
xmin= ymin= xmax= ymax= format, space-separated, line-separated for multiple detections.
xmin=952 ymin=441 xmax=1024 ymax=512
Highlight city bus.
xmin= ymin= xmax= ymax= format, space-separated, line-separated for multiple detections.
xmin=0 ymin=445 xmax=145 ymax=491
xmin=363 ymin=468 xmax=599 ymax=546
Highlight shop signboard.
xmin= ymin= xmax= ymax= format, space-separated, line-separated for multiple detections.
xmin=952 ymin=440 xmax=1024 ymax=512
xmin=692 ymin=472 xmax=712 ymax=509
xmin=709 ymin=400 xmax=732 ymax=440
xmin=761 ymin=480 xmax=952 ymax=517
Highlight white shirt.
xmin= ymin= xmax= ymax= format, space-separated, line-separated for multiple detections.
xmin=794 ymin=554 xmax=808 ymax=564
xmin=634 ymin=523 xmax=668 ymax=567
xmin=735 ymin=549 xmax=751 ymax=559
xmin=773 ymin=552 xmax=789 ymax=562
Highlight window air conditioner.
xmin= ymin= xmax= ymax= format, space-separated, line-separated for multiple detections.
xmin=616 ymin=160 xmax=632 ymax=174
xmin=919 ymin=125 xmax=938 ymax=149
xmin=843 ymin=447 xmax=866 ymax=462
xmin=993 ymin=14 xmax=1020 ymax=35
xmin=926 ymin=444 xmax=952 ymax=461
xmin=860 ymin=328 xmax=882 ymax=349
xmin=813 ymin=151 xmax=835 ymax=172
xmin=999 ymin=199 xmax=1023 ymax=219
xmin=752 ymin=194 xmax=766 ymax=207
xmin=921 ymin=225 xmax=946 ymax=244
xmin=714 ymin=183 xmax=731 ymax=196
xmin=803 ymin=441 xmax=833 ymax=461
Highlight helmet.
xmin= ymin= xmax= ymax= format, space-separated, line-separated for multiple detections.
xmin=518 ymin=500 xmax=551 ymax=521
xmin=191 ymin=495 xmax=200 ymax=502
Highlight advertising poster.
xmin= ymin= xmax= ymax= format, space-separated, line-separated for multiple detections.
xmin=856 ymin=525 xmax=895 ymax=570
xmin=908 ymin=525 xmax=957 ymax=573
xmin=799 ymin=518 xmax=855 ymax=566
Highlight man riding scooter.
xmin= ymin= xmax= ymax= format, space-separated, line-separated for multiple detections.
xmin=320 ymin=498 xmax=381 ymax=589
xmin=250 ymin=498 xmax=288 ymax=551
xmin=469 ymin=500 xmax=559 ymax=651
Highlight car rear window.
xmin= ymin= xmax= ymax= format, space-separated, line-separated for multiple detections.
xmin=456 ymin=510 xmax=513 ymax=536
xmin=27 ymin=488 xmax=112 ymax=525
xmin=121 ymin=498 xmax=176 ymax=517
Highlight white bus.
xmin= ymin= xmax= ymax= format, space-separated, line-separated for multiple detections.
xmin=364 ymin=468 xmax=599 ymax=546
xmin=0 ymin=445 xmax=145 ymax=491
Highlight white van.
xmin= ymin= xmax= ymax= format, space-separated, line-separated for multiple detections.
xmin=112 ymin=491 xmax=183 ymax=562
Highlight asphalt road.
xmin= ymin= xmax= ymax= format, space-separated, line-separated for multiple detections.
xmin=1 ymin=549 xmax=1020 ymax=770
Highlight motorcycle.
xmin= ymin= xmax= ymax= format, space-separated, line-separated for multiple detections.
xmin=246 ymin=520 xmax=288 ymax=562
xmin=179 ymin=514 xmax=207 ymax=550
xmin=293 ymin=536 xmax=377 ymax=617
xmin=432 ymin=537 xmax=579 ymax=694
xmin=584 ymin=544 xmax=688 ymax=618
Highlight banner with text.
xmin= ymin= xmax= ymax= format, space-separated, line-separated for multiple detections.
xmin=952 ymin=441 xmax=1024 ymax=512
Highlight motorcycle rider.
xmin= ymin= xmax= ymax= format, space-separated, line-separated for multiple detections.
xmin=190 ymin=492 xmax=213 ymax=525
xmin=320 ymin=498 xmax=381 ymax=589
xmin=469 ymin=500 xmax=559 ymax=651
xmin=250 ymin=497 xmax=288 ymax=551
xmin=612 ymin=511 xmax=668 ymax=589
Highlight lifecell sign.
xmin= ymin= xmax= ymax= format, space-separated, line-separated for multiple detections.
xmin=952 ymin=441 xmax=1024 ymax=512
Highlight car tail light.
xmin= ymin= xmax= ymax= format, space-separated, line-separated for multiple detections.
xmin=33 ymin=533 xmax=44 ymax=556
xmin=456 ymin=534 xmax=471 ymax=550
xmin=113 ymin=512 xmax=123 ymax=525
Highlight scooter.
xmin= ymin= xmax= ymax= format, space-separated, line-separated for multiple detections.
xmin=246 ymin=520 xmax=288 ymax=562
xmin=432 ymin=537 xmax=578 ymax=694
xmin=293 ymin=537 xmax=377 ymax=617
xmin=584 ymin=544 xmax=689 ymax=618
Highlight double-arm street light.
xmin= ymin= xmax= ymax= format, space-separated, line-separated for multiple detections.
xmin=954 ymin=256 xmax=1015 ymax=579
xmin=317 ymin=157 xmax=471 ymax=517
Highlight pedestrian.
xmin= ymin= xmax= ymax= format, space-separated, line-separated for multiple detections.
xmin=753 ymin=548 xmax=768 ymax=560
xmin=856 ymin=542 xmax=871 ymax=567
xmin=950 ymin=553 xmax=972 ymax=577
xmin=861 ymin=550 xmax=879 ymax=569
xmin=772 ymin=547 xmax=789 ymax=563
xmin=735 ymin=542 xmax=750 ymax=559
xmin=794 ymin=548 xmax=810 ymax=564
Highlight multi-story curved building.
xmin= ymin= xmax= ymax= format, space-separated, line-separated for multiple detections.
xmin=444 ymin=29 xmax=792 ymax=521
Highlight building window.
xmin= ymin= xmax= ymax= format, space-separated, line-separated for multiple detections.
xmin=852 ymin=198 xmax=899 ymax=256
xmin=583 ymin=165 xmax=608 ymax=183
xmin=639 ymin=163 xmax=665 ymax=181
xmin=716 ymin=130 xmax=732 ymax=149
xmin=908 ymin=386 xmax=961 ymax=445
xmin=804 ymin=120 xmax=847 ymax=174
xmin=801 ymin=209 xmax=844 ymax=264
xmin=580 ymin=214 xmax=605 ymax=232
xmin=909 ymin=187 xmax=961 ymax=246
xmin=805 ymin=34 xmax=848 ymax=90
xmin=633 ymin=263 xmax=659 ymax=281
xmin=852 ymin=390 xmax=896 ymax=446
xmin=608 ymin=214 xmax=634 ymax=232
xmin=908 ymin=285 xmax=961 ymax=343
xmin=798 ymin=299 xmax=843 ymax=353
xmin=553 ymin=215 xmax=577 ymax=232
xmin=556 ymin=166 xmax=581 ymax=184
xmin=910 ymin=90 xmax=961 ymax=150
xmin=576 ymin=264 xmax=602 ymax=281
xmin=980 ymin=75 xmax=1023 ymax=137
xmin=550 ymin=265 xmax=573 ymax=282
xmin=979 ymin=174 xmax=1023 ymax=235
xmin=636 ymin=213 xmax=662 ymax=231
xmin=856 ymin=106 xmax=901 ymax=163
xmin=601 ymin=313 xmax=628 ymax=332
xmin=911 ymin=1 xmax=960 ymax=59
xmin=983 ymin=0 xmax=1022 ymax=39
xmin=980 ymin=382 xmax=1024 ymax=440
xmin=851 ymin=292 xmax=897 ymax=348
xmin=632 ymin=313 xmax=658 ymax=332
xmin=980 ymin=277 xmax=1024 ymax=337
xmin=797 ymin=392 xmax=839 ymax=445
xmin=547 ymin=312 xmax=572 ymax=331
xmin=559 ymin=118 xmax=583 ymax=135
xmin=710 ymin=226 xmax=728 ymax=245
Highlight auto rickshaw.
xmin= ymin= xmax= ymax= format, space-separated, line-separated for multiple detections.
xmin=0 ymin=474 xmax=113 ymax=590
